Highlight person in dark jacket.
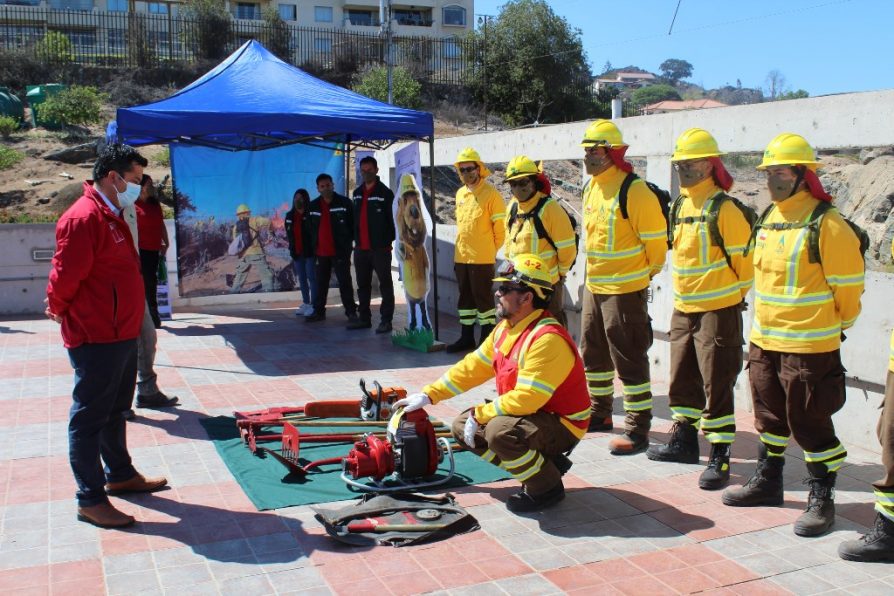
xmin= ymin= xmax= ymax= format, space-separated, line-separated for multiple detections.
xmin=45 ymin=144 xmax=167 ymax=530
xmin=306 ymin=173 xmax=358 ymax=323
xmin=284 ymin=188 xmax=316 ymax=316
xmin=349 ymin=156 xmax=396 ymax=334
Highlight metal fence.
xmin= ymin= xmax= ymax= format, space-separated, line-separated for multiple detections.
xmin=0 ymin=6 xmax=471 ymax=84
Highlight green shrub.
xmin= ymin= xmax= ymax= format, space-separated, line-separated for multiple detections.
xmin=35 ymin=85 xmax=106 ymax=128
xmin=352 ymin=65 xmax=421 ymax=109
xmin=0 ymin=115 xmax=18 ymax=138
xmin=35 ymin=31 xmax=74 ymax=63
xmin=153 ymin=147 xmax=170 ymax=167
xmin=0 ymin=146 xmax=24 ymax=170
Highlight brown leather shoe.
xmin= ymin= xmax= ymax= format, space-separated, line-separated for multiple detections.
xmin=106 ymin=473 xmax=168 ymax=495
xmin=609 ymin=432 xmax=648 ymax=456
xmin=77 ymin=502 xmax=135 ymax=528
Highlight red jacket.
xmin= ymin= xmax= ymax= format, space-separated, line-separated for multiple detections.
xmin=47 ymin=182 xmax=145 ymax=348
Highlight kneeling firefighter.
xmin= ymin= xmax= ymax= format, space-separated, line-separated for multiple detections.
xmin=394 ymin=253 xmax=590 ymax=512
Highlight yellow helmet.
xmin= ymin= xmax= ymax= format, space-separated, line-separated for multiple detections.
xmin=504 ymin=155 xmax=540 ymax=181
xmin=454 ymin=146 xmax=492 ymax=177
xmin=236 ymin=203 xmax=251 ymax=215
xmin=758 ymin=133 xmax=821 ymax=170
xmin=671 ymin=128 xmax=726 ymax=161
xmin=397 ymin=173 xmax=422 ymax=197
xmin=493 ymin=253 xmax=556 ymax=300
xmin=580 ymin=119 xmax=626 ymax=148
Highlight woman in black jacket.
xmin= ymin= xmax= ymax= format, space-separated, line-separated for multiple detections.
xmin=284 ymin=188 xmax=315 ymax=315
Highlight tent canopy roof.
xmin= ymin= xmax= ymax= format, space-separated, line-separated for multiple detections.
xmin=115 ymin=41 xmax=434 ymax=151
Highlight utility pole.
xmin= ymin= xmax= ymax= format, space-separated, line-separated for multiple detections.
xmin=381 ymin=0 xmax=394 ymax=104
xmin=476 ymin=14 xmax=494 ymax=130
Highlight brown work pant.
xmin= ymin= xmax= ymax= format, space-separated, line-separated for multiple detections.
xmin=748 ymin=343 xmax=847 ymax=474
xmin=547 ymin=277 xmax=567 ymax=328
xmin=580 ymin=288 xmax=653 ymax=435
xmin=455 ymin=263 xmax=496 ymax=326
xmin=874 ymin=370 xmax=894 ymax=513
xmin=452 ymin=409 xmax=578 ymax=495
xmin=668 ymin=304 xmax=744 ymax=443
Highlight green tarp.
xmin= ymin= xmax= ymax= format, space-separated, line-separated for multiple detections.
xmin=200 ymin=416 xmax=510 ymax=510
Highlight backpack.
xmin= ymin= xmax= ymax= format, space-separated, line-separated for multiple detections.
xmin=585 ymin=173 xmax=673 ymax=248
xmin=745 ymin=201 xmax=870 ymax=264
xmin=508 ymin=195 xmax=580 ymax=270
xmin=669 ymin=192 xmax=758 ymax=270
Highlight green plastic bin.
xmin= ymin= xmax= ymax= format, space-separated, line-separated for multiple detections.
xmin=0 ymin=87 xmax=24 ymax=123
xmin=26 ymin=83 xmax=66 ymax=128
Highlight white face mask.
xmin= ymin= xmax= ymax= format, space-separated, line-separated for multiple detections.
xmin=116 ymin=175 xmax=142 ymax=208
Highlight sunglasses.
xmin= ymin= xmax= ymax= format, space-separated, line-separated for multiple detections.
xmin=496 ymin=284 xmax=526 ymax=295
xmin=458 ymin=166 xmax=478 ymax=174
xmin=507 ymin=179 xmax=531 ymax=188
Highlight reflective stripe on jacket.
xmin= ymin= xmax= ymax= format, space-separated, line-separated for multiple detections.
xmin=584 ymin=166 xmax=667 ymax=295
xmin=423 ymin=308 xmax=589 ymax=439
xmin=750 ymin=191 xmax=864 ymax=354
xmin=455 ymin=180 xmax=506 ymax=264
xmin=671 ymin=178 xmax=753 ymax=312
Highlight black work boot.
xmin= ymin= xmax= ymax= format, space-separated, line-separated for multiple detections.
xmin=838 ymin=513 xmax=894 ymax=562
xmin=699 ymin=443 xmax=732 ymax=490
xmin=646 ymin=421 xmax=699 ymax=464
xmin=478 ymin=324 xmax=495 ymax=346
xmin=506 ymin=480 xmax=565 ymax=513
xmin=722 ymin=444 xmax=784 ymax=507
xmin=794 ymin=467 xmax=836 ymax=537
xmin=446 ymin=325 xmax=476 ymax=353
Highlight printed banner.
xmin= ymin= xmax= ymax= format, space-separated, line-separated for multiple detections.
xmin=171 ymin=143 xmax=344 ymax=298
xmin=392 ymin=142 xmax=433 ymax=332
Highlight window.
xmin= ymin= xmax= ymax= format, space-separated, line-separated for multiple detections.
xmin=235 ymin=2 xmax=261 ymax=20
xmin=346 ymin=9 xmax=375 ymax=26
xmin=108 ymin=29 xmax=125 ymax=52
xmin=394 ymin=9 xmax=431 ymax=27
xmin=314 ymin=6 xmax=332 ymax=23
xmin=107 ymin=0 xmax=127 ymax=12
xmin=443 ymin=39 xmax=461 ymax=59
xmin=443 ymin=5 xmax=466 ymax=27
xmin=56 ymin=29 xmax=96 ymax=53
xmin=279 ymin=4 xmax=297 ymax=21
xmin=147 ymin=2 xmax=168 ymax=14
xmin=0 ymin=25 xmax=42 ymax=45
xmin=49 ymin=0 xmax=93 ymax=10
xmin=314 ymin=37 xmax=331 ymax=53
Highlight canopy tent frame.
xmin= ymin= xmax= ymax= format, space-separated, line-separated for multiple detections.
xmin=115 ymin=40 xmax=440 ymax=338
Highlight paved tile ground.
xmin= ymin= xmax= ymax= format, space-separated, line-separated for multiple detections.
xmin=1 ymin=300 xmax=891 ymax=595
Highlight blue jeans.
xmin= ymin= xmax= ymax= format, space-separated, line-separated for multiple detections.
xmin=68 ymin=339 xmax=138 ymax=507
xmin=292 ymin=256 xmax=316 ymax=305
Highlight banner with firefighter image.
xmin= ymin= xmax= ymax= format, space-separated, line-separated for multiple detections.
xmin=170 ymin=144 xmax=345 ymax=298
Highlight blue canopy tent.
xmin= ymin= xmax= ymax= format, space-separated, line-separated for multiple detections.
xmin=114 ymin=40 xmax=442 ymax=335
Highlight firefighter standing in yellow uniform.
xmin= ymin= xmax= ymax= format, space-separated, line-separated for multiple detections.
xmin=723 ymin=133 xmax=864 ymax=538
xmin=579 ymin=120 xmax=668 ymax=455
xmin=503 ymin=156 xmax=577 ymax=327
xmin=839 ymin=235 xmax=894 ymax=561
xmin=646 ymin=129 xmax=754 ymax=490
xmin=231 ymin=204 xmax=274 ymax=293
xmin=446 ymin=148 xmax=506 ymax=353
xmin=394 ymin=253 xmax=590 ymax=512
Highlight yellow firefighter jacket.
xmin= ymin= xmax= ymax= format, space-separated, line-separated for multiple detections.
xmin=671 ymin=177 xmax=754 ymax=313
xmin=583 ymin=166 xmax=667 ymax=294
xmin=750 ymin=191 xmax=864 ymax=354
xmin=424 ymin=309 xmax=588 ymax=439
xmin=232 ymin=216 xmax=270 ymax=257
xmin=504 ymin=192 xmax=577 ymax=279
xmin=454 ymin=180 xmax=506 ymax=264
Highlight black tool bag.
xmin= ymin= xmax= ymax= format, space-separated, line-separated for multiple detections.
xmin=313 ymin=492 xmax=479 ymax=547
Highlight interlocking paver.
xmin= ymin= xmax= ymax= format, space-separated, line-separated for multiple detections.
xmin=1 ymin=301 xmax=889 ymax=594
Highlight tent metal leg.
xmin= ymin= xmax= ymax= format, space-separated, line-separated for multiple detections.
xmin=428 ymin=137 xmax=439 ymax=340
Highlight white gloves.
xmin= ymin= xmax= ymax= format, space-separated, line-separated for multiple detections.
xmin=463 ymin=415 xmax=480 ymax=449
xmin=393 ymin=392 xmax=431 ymax=412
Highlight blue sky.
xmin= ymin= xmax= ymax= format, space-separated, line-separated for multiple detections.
xmin=472 ymin=0 xmax=892 ymax=96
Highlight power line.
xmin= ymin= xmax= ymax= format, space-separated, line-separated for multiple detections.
xmin=479 ymin=0 xmax=855 ymax=69
xmin=668 ymin=0 xmax=683 ymax=35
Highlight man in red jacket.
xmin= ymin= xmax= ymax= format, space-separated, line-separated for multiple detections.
xmin=46 ymin=144 xmax=167 ymax=529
